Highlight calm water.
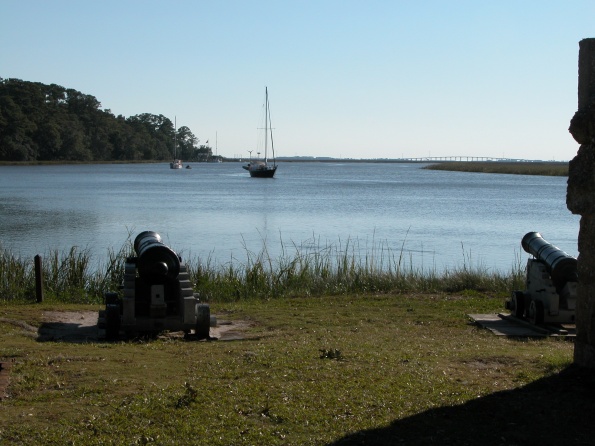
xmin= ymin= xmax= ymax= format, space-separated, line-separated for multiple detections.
xmin=0 ymin=162 xmax=580 ymax=273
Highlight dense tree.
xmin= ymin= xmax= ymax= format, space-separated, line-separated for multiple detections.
xmin=0 ymin=78 xmax=209 ymax=162
xmin=176 ymin=126 xmax=199 ymax=160
xmin=196 ymin=145 xmax=213 ymax=161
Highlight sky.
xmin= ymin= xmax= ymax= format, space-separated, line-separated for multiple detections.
xmin=1 ymin=0 xmax=594 ymax=161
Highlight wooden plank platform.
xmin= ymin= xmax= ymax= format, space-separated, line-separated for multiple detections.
xmin=468 ymin=313 xmax=576 ymax=338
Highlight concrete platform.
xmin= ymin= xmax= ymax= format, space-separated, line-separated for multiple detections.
xmin=38 ymin=311 xmax=250 ymax=342
xmin=468 ymin=313 xmax=576 ymax=338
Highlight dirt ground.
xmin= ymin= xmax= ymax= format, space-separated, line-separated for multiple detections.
xmin=38 ymin=311 xmax=251 ymax=343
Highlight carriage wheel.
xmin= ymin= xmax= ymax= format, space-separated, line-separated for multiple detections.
xmin=528 ymin=300 xmax=544 ymax=325
xmin=511 ymin=291 xmax=525 ymax=318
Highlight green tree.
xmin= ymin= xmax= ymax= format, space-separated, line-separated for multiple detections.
xmin=0 ymin=93 xmax=37 ymax=160
xmin=0 ymin=78 xmax=204 ymax=162
xmin=196 ymin=145 xmax=213 ymax=162
xmin=176 ymin=126 xmax=198 ymax=160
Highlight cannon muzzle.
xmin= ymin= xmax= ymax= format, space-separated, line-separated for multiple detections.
xmin=133 ymin=231 xmax=181 ymax=281
xmin=521 ymin=232 xmax=577 ymax=287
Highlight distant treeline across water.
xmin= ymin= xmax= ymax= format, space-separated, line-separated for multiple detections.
xmin=0 ymin=78 xmax=213 ymax=162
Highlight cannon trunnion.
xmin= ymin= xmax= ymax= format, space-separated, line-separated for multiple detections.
xmin=99 ymin=231 xmax=212 ymax=340
xmin=506 ymin=232 xmax=577 ymax=325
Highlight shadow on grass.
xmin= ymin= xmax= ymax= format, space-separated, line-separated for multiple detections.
xmin=37 ymin=321 xmax=99 ymax=343
xmin=35 ymin=312 xmax=251 ymax=343
xmin=330 ymin=365 xmax=595 ymax=446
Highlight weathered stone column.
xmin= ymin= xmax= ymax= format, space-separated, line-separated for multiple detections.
xmin=567 ymin=38 xmax=595 ymax=367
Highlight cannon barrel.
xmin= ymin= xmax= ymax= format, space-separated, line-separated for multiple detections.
xmin=133 ymin=231 xmax=180 ymax=281
xmin=521 ymin=232 xmax=577 ymax=287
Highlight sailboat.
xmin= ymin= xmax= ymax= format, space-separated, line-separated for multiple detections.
xmin=170 ymin=117 xmax=183 ymax=169
xmin=243 ymin=87 xmax=277 ymax=178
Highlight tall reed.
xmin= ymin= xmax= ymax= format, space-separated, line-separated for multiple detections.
xmin=0 ymin=236 xmax=524 ymax=304
xmin=0 ymin=238 xmax=134 ymax=303
xmin=0 ymin=246 xmax=36 ymax=301
xmin=187 ymin=237 xmax=525 ymax=302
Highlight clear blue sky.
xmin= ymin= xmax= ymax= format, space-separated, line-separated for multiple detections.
xmin=1 ymin=0 xmax=593 ymax=160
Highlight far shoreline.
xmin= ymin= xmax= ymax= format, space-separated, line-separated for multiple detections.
xmin=423 ymin=161 xmax=568 ymax=176
xmin=0 ymin=159 xmax=569 ymax=176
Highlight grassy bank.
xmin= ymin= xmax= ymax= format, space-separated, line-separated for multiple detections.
xmin=0 ymin=294 xmax=588 ymax=445
xmin=1 ymin=240 xmax=590 ymax=444
xmin=0 ymin=240 xmax=524 ymax=304
xmin=424 ymin=161 xmax=569 ymax=176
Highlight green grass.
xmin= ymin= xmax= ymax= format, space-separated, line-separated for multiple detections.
xmin=424 ymin=161 xmax=569 ymax=176
xmin=0 ymin=294 xmax=584 ymax=445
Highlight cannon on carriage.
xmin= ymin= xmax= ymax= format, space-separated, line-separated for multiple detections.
xmin=99 ymin=231 xmax=212 ymax=340
xmin=506 ymin=232 xmax=577 ymax=325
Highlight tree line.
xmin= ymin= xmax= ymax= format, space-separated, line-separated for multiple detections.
xmin=0 ymin=78 xmax=213 ymax=162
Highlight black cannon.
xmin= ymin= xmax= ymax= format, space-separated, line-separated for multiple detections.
xmin=134 ymin=231 xmax=181 ymax=281
xmin=99 ymin=231 xmax=212 ymax=340
xmin=521 ymin=231 xmax=578 ymax=289
xmin=506 ymin=232 xmax=577 ymax=325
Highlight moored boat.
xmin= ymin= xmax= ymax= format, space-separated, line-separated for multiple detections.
xmin=243 ymin=87 xmax=277 ymax=178
xmin=170 ymin=117 xmax=183 ymax=169
xmin=242 ymin=161 xmax=276 ymax=177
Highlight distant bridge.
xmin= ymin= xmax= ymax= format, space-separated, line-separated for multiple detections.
xmin=397 ymin=156 xmax=556 ymax=163
xmin=256 ymin=156 xmax=566 ymax=163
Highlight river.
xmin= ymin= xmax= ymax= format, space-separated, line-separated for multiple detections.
xmin=0 ymin=162 xmax=580 ymax=273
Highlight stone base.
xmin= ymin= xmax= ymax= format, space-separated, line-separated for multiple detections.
xmin=574 ymin=342 xmax=595 ymax=368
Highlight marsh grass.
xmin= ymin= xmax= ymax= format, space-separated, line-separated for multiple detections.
xmin=0 ymin=247 xmax=35 ymax=301
xmin=183 ymin=236 xmax=524 ymax=302
xmin=0 ymin=238 xmax=134 ymax=303
xmin=424 ymin=161 xmax=569 ymax=176
xmin=0 ymin=236 xmax=524 ymax=304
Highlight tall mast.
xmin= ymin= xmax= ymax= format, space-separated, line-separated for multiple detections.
xmin=268 ymin=89 xmax=275 ymax=166
xmin=264 ymin=87 xmax=268 ymax=162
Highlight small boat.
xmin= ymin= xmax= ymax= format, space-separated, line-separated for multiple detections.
xmin=170 ymin=117 xmax=183 ymax=169
xmin=242 ymin=160 xmax=276 ymax=177
xmin=186 ymin=165 xmax=192 ymax=169
xmin=243 ymin=87 xmax=277 ymax=178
